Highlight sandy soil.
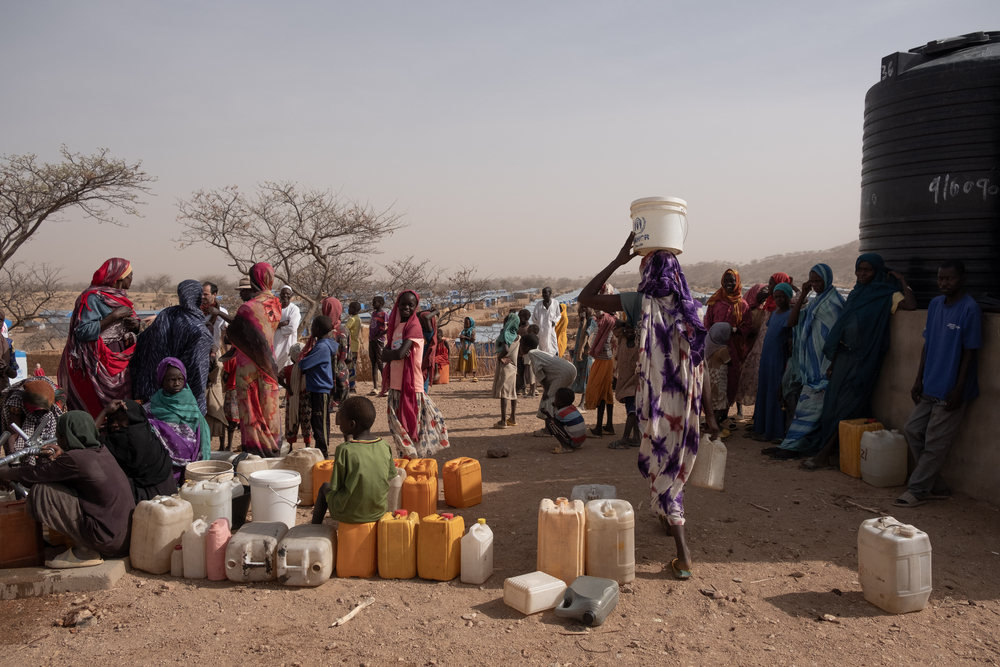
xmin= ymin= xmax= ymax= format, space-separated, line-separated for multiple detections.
xmin=1 ymin=382 xmax=999 ymax=667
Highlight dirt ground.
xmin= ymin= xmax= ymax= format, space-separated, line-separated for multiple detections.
xmin=2 ymin=382 xmax=999 ymax=667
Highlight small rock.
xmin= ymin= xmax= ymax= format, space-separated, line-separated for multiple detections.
xmin=728 ymin=596 xmax=740 ymax=603
xmin=216 ymin=628 xmax=227 ymax=635
xmin=789 ymin=572 xmax=805 ymax=579
xmin=337 ymin=597 xmax=345 ymax=603
xmin=521 ymin=648 xmax=530 ymax=657
xmin=628 ymin=640 xmax=641 ymax=648
xmin=820 ymin=614 xmax=841 ymax=624
xmin=731 ymin=578 xmax=742 ymax=583
xmin=711 ymin=591 xmax=725 ymax=600
xmin=161 ymin=582 xmax=174 ymax=590
xmin=487 ymin=445 xmax=510 ymax=458
xmin=621 ymin=584 xmax=635 ymax=594
xmin=699 ymin=588 xmax=715 ymax=597
xmin=71 ymin=596 xmax=88 ymax=606
xmin=461 ymin=613 xmax=478 ymax=621
xmin=325 ymin=643 xmax=338 ymax=651
xmin=831 ymin=588 xmax=843 ymax=596
xmin=968 ymin=600 xmax=977 ymax=606
xmin=63 ymin=609 xmax=96 ymax=629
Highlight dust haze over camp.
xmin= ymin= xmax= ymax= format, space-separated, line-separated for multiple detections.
xmin=0 ymin=1 xmax=991 ymax=283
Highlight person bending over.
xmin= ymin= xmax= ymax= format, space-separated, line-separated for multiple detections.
xmin=544 ymin=387 xmax=587 ymax=454
xmin=312 ymin=396 xmax=396 ymax=525
xmin=0 ymin=412 xmax=134 ymax=568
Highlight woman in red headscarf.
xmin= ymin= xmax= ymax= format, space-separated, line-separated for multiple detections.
xmin=380 ymin=291 xmax=450 ymax=458
xmin=226 ymin=263 xmax=283 ymax=457
xmin=58 ymin=258 xmax=139 ymax=417
xmin=302 ymin=297 xmax=351 ymax=406
xmin=703 ymin=269 xmax=753 ymax=412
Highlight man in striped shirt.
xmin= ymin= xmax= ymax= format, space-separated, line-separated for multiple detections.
xmin=545 ymin=387 xmax=587 ymax=454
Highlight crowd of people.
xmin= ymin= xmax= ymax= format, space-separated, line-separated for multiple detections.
xmin=0 ymin=240 xmax=983 ymax=575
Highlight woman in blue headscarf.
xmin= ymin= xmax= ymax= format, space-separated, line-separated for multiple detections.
xmin=768 ymin=263 xmax=845 ymax=459
xmin=455 ymin=317 xmax=478 ymax=381
xmin=799 ymin=253 xmax=915 ymax=469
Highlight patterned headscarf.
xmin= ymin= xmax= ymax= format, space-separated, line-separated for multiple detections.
xmin=91 ymin=258 xmax=132 ymax=288
xmin=637 ymin=250 xmax=707 ymax=366
xmin=249 ymin=263 xmax=274 ymax=292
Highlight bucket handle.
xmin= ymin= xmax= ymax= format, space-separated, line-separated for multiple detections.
xmin=266 ymin=484 xmax=300 ymax=507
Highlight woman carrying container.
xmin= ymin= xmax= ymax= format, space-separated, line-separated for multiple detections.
xmin=798 ymin=255 xmax=916 ymax=470
xmin=579 ymin=233 xmax=719 ymax=580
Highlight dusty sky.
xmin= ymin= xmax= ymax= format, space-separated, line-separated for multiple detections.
xmin=0 ymin=1 xmax=992 ymax=284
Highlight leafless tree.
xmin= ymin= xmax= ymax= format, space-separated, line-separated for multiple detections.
xmin=0 ymin=146 xmax=155 ymax=269
xmin=177 ymin=182 xmax=405 ymax=324
xmin=0 ymin=263 xmax=63 ymax=327
xmin=374 ymin=256 xmax=437 ymax=301
xmin=137 ymin=273 xmax=173 ymax=298
xmin=433 ymin=266 xmax=493 ymax=327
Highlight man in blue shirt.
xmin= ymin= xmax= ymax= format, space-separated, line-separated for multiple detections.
xmin=298 ymin=316 xmax=338 ymax=458
xmin=895 ymin=260 xmax=982 ymax=508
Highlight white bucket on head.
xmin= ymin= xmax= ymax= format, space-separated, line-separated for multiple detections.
xmin=185 ymin=460 xmax=234 ymax=483
xmin=630 ymin=196 xmax=688 ymax=255
xmin=248 ymin=470 xmax=301 ymax=529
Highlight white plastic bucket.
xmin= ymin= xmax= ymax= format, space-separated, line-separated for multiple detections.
xmin=630 ymin=196 xmax=688 ymax=255
xmin=185 ymin=460 xmax=234 ymax=483
xmin=249 ymin=470 xmax=301 ymax=529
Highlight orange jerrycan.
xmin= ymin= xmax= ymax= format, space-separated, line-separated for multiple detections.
xmin=537 ymin=497 xmax=586 ymax=585
xmin=417 ymin=513 xmax=464 ymax=581
xmin=839 ymin=419 xmax=883 ymax=478
xmin=394 ymin=458 xmax=410 ymax=470
xmin=378 ymin=509 xmax=419 ymax=579
xmin=402 ymin=459 xmax=438 ymax=520
xmin=443 ymin=457 xmax=482 ymax=508
xmin=337 ymin=521 xmax=378 ymax=578
xmin=312 ymin=460 xmax=335 ymax=503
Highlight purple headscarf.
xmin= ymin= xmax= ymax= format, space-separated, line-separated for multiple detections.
xmin=638 ymin=250 xmax=707 ymax=366
xmin=156 ymin=357 xmax=187 ymax=387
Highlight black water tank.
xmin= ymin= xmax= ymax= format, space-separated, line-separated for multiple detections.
xmin=860 ymin=31 xmax=1000 ymax=308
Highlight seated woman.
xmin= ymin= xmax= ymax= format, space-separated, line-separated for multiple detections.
xmin=1 ymin=377 xmax=64 ymax=466
xmin=144 ymin=357 xmax=211 ymax=482
xmin=95 ymin=399 xmax=177 ymax=502
xmin=0 ymin=412 xmax=134 ymax=568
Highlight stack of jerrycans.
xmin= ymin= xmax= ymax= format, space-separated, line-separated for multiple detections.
xmin=401 ymin=459 xmax=438 ymax=520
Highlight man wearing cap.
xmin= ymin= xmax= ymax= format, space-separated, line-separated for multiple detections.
xmin=274 ymin=286 xmax=301 ymax=369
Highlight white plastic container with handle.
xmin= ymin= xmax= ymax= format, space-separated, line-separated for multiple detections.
xmin=858 ymin=516 xmax=932 ymax=614
xmin=461 ymin=518 xmax=494 ymax=584
xmin=630 ymin=197 xmax=688 ymax=255
xmin=860 ymin=429 xmax=908 ymax=487
xmin=688 ymin=435 xmax=727 ymax=491
xmin=182 ymin=518 xmax=209 ymax=579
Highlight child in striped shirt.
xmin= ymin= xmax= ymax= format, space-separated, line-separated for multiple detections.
xmin=546 ymin=387 xmax=587 ymax=454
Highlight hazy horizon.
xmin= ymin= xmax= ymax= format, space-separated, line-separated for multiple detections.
xmin=1 ymin=1 xmax=991 ymax=283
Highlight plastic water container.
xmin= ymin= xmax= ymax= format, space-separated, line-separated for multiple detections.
xmin=185 ymin=459 xmax=234 ymax=483
xmin=585 ymin=499 xmax=635 ymax=584
xmin=860 ymin=429 xmax=908 ymax=487
xmin=236 ymin=454 xmax=268 ymax=478
xmin=402 ymin=461 xmax=438 ymax=521
xmin=569 ymin=484 xmax=616 ymax=504
xmin=555 ymin=576 xmax=620 ymax=626
xmin=630 ymin=196 xmax=688 ymax=256
xmin=418 ymin=513 xmax=464 ymax=581
xmin=170 ymin=545 xmax=184 ymax=577
xmin=461 ymin=518 xmax=494 ymax=585
xmin=858 ymin=516 xmax=932 ymax=614
xmin=179 ymin=480 xmax=233 ymax=526
xmin=688 ymin=435 xmax=727 ymax=491
xmin=840 ymin=419 xmax=883 ymax=478
xmin=265 ymin=457 xmax=286 ymax=469
xmin=206 ymin=518 xmax=232 ymax=581
xmin=387 ymin=467 xmax=406 ymax=512
xmin=277 ymin=524 xmax=337 ymax=586
xmin=394 ymin=457 xmax=409 ymax=470
xmin=130 ymin=496 xmax=194 ymax=575
xmin=337 ymin=521 xmax=378 ymax=578
xmin=248 ymin=470 xmax=301 ymax=530
xmin=282 ymin=448 xmax=325 ymax=506
xmin=225 ymin=521 xmax=289 ymax=582
xmin=312 ymin=460 xmax=335 ymax=503
xmin=443 ymin=457 xmax=482 ymax=508
xmin=538 ymin=497 xmax=585 ymax=585
xmin=504 ymin=571 xmax=568 ymax=615
xmin=378 ymin=509 xmax=419 ymax=579
xmin=182 ymin=518 xmax=209 ymax=579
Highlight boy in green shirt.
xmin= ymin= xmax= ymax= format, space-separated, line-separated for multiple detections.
xmin=311 ymin=396 xmax=396 ymax=525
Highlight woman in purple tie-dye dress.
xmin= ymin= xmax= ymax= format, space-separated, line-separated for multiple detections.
xmin=579 ymin=233 xmax=720 ymax=580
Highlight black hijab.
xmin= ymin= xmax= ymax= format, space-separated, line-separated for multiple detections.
xmin=100 ymin=399 xmax=174 ymax=489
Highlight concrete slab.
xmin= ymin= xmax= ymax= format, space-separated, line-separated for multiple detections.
xmin=0 ymin=558 xmax=128 ymax=599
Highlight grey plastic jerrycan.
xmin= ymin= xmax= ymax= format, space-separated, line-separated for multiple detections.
xmin=554 ymin=575 xmax=619 ymax=626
